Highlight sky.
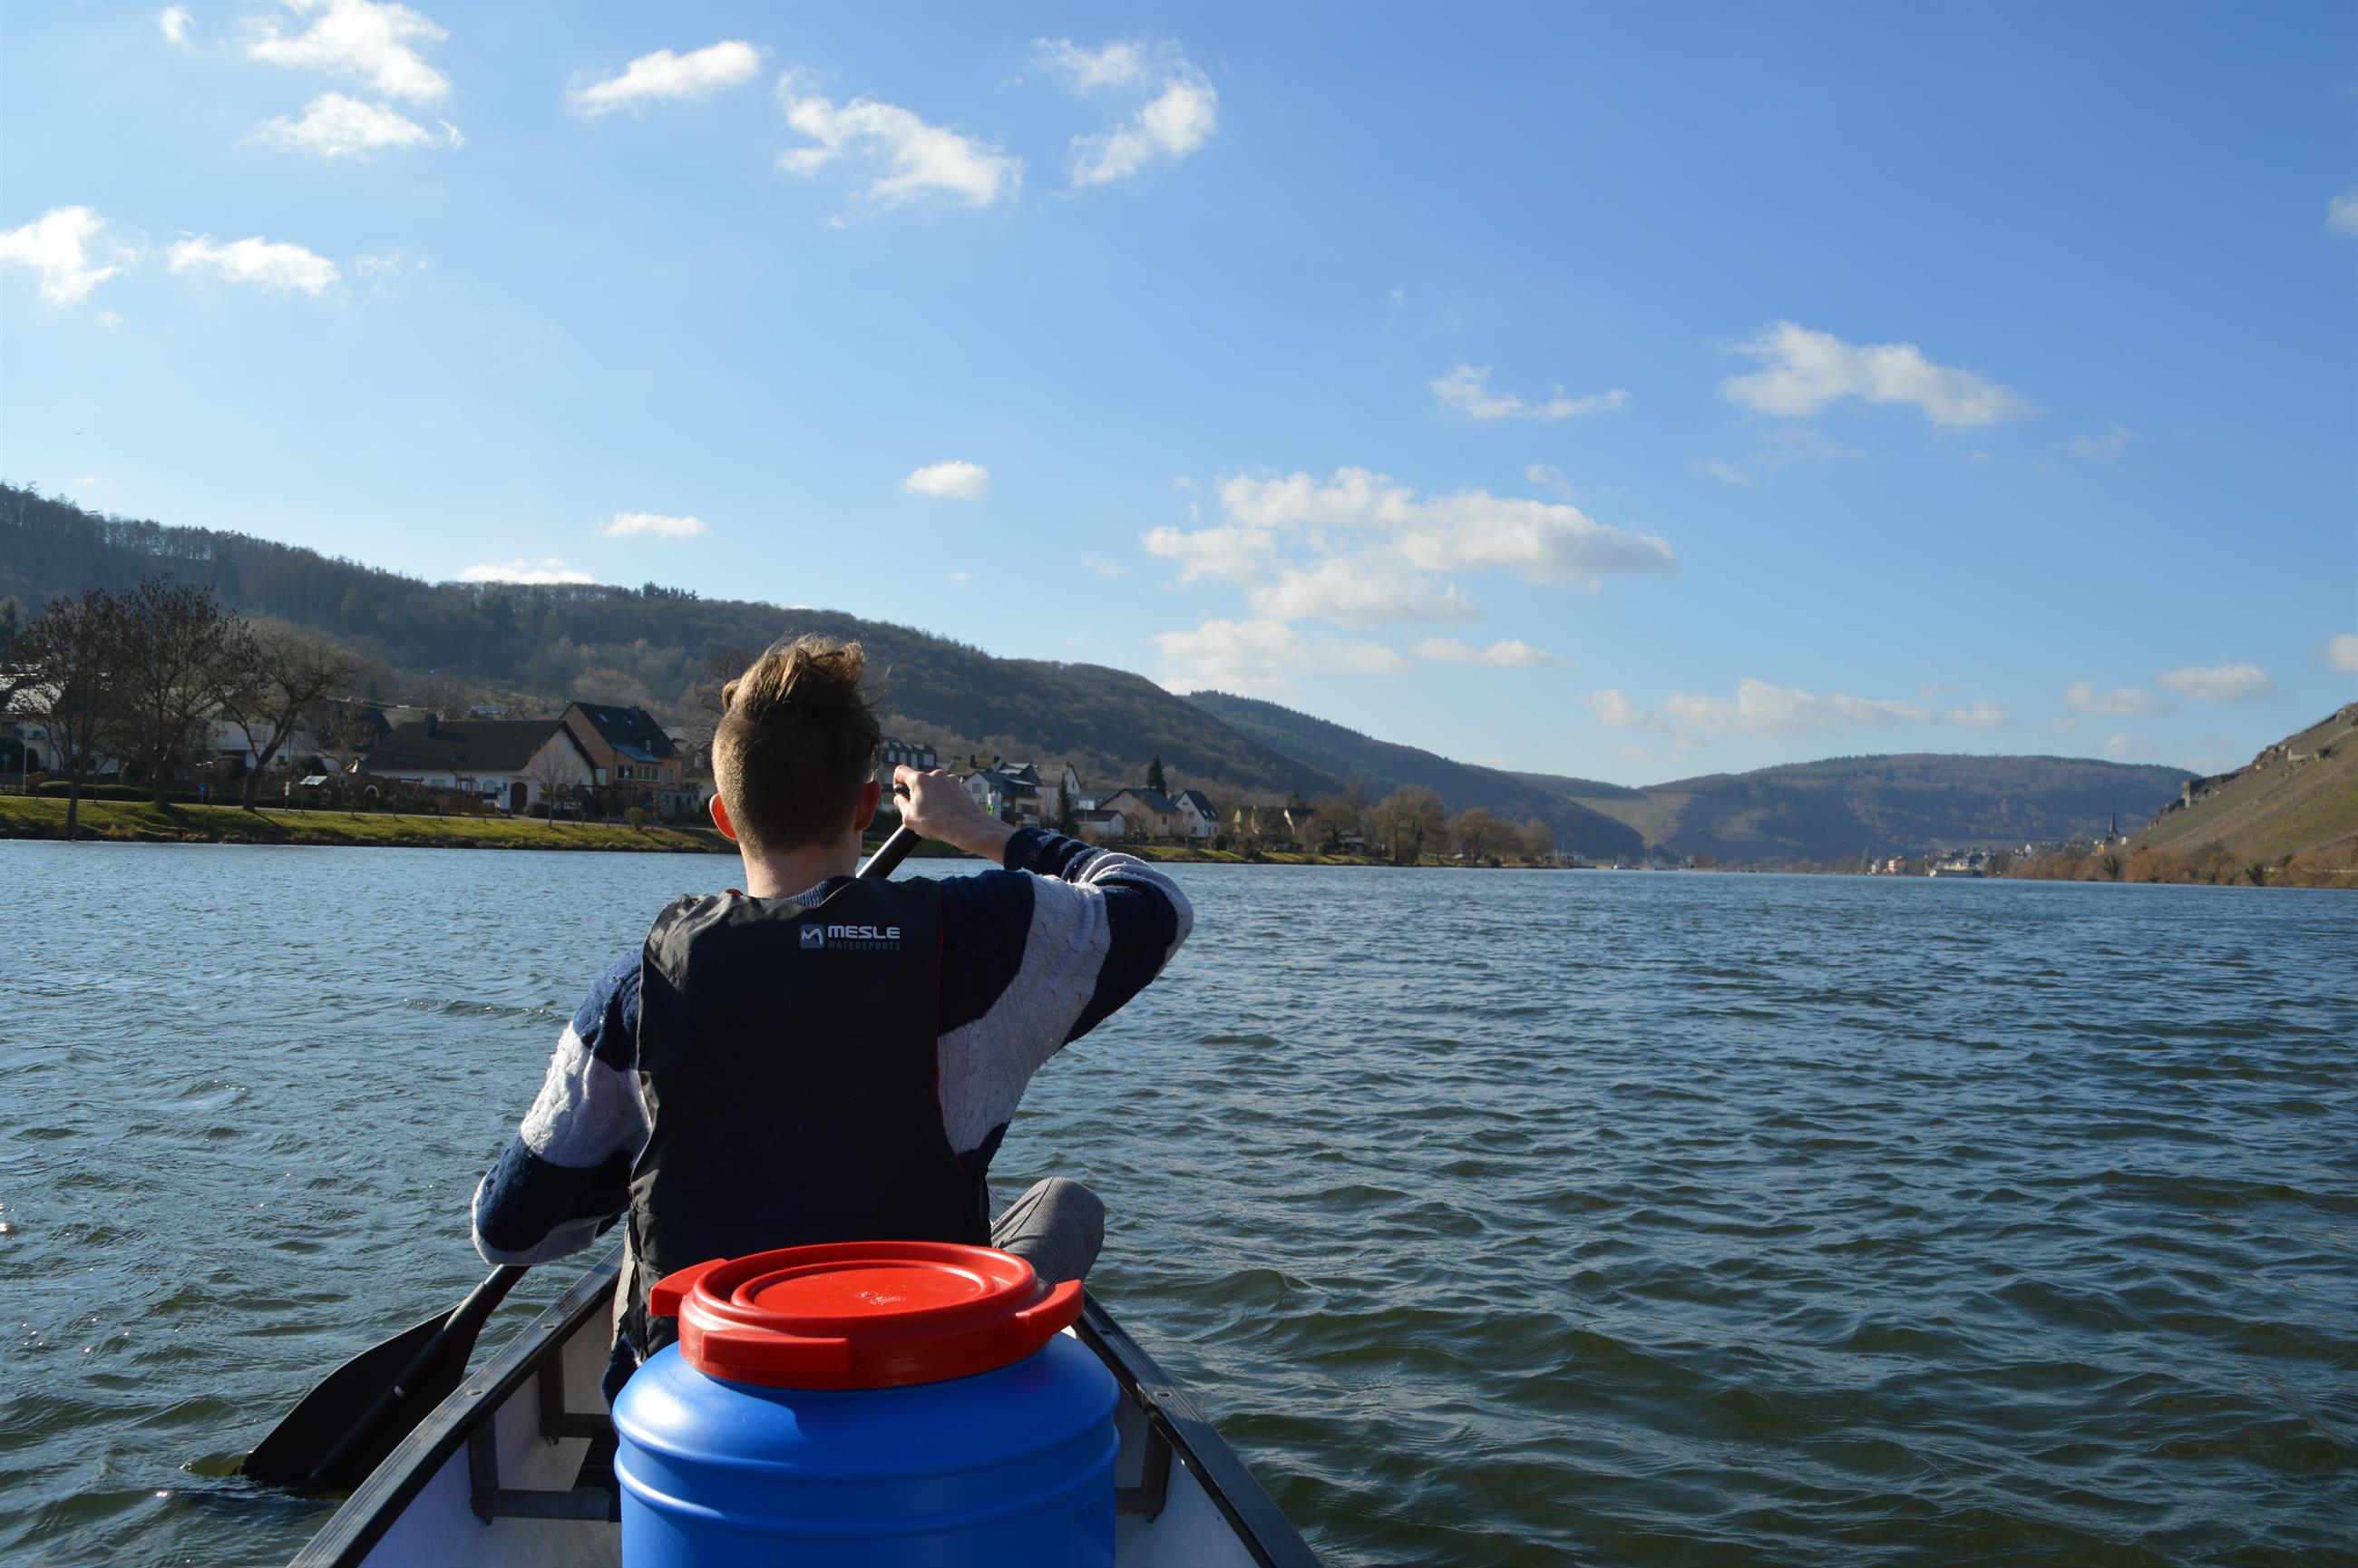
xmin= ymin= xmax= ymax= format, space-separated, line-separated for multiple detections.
xmin=2 ymin=1 xmax=2353 ymax=786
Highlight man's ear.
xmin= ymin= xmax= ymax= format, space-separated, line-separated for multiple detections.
xmin=708 ymin=792 xmax=738 ymax=842
xmin=853 ymin=777 xmax=882 ymax=834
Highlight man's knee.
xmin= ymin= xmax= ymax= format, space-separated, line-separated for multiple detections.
xmin=992 ymin=1176 xmax=1104 ymax=1283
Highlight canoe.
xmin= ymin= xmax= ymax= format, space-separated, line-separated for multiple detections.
xmin=288 ymin=1246 xmax=1320 ymax=1567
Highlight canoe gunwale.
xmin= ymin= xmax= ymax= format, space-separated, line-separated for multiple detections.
xmin=287 ymin=1248 xmax=1321 ymax=1567
xmin=1076 ymin=1296 xmax=1322 ymax=1568
xmin=287 ymin=1248 xmax=625 ymax=1568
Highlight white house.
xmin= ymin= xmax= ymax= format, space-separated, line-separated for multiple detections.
xmin=356 ymin=715 xmax=596 ymax=813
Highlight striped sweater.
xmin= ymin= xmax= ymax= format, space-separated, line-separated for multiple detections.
xmin=470 ymin=828 xmax=1193 ymax=1271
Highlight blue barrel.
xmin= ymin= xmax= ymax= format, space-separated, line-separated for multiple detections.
xmin=612 ymin=1242 xmax=1118 ymax=1567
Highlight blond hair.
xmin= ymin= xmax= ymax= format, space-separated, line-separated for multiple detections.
xmin=712 ymin=636 xmax=882 ymax=852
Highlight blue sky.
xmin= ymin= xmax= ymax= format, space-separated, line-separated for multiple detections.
xmin=3 ymin=1 xmax=2352 ymax=785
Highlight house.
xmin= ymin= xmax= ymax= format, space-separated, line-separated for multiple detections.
xmin=560 ymin=702 xmax=692 ymax=814
xmin=1076 ymin=808 xmax=1127 ymax=841
xmin=1174 ymin=788 xmax=1219 ymax=841
xmin=1231 ymin=801 xmax=1315 ymax=849
xmin=881 ymin=736 xmax=939 ymax=779
xmin=1099 ymin=786 xmax=1182 ymax=841
xmin=356 ymin=715 xmax=595 ymax=813
xmin=960 ymin=757 xmax=1084 ymax=827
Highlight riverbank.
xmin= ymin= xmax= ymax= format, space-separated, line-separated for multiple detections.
xmin=0 ymin=796 xmax=735 ymax=853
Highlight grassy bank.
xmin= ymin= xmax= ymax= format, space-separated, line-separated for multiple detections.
xmin=0 ymin=795 xmax=734 ymax=853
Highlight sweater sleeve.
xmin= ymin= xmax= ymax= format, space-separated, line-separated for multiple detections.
xmin=931 ymin=829 xmax=1193 ymax=1152
xmin=470 ymin=949 xmax=650 ymax=1266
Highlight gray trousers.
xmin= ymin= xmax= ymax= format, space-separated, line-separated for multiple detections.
xmin=989 ymin=1177 xmax=1105 ymax=1286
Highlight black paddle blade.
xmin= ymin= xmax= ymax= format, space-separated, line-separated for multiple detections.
xmin=241 ymin=1307 xmax=471 ymax=1489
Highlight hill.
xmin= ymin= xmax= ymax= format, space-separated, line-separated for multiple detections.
xmin=2135 ymin=704 xmax=2358 ymax=862
xmin=1183 ymin=691 xmax=1646 ymax=858
xmin=1515 ymin=752 xmax=2194 ymax=864
xmin=0 ymin=483 xmax=1330 ymax=803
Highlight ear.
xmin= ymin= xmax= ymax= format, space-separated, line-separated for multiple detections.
xmin=853 ymin=776 xmax=881 ymax=834
xmin=708 ymin=792 xmax=738 ymax=842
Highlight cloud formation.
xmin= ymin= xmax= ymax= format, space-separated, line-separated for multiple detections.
xmin=2330 ymin=190 xmax=2358 ymax=237
xmin=248 ymin=0 xmax=452 ymax=103
xmin=570 ymin=41 xmax=763 ymax=116
xmin=458 ymin=558 xmax=594 ymax=585
xmin=1150 ymin=618 xmax=1402 ymax=691
xmin=2101 ymin=733 xmax=2153 ymax=760
xmin=2155 ymin=662 xmax=2276 ymax=703
xmin=599 ymin=512 xmax=705 ymax=539
xmin=1431 ymin=364 xmax=1627 ymax=422
xmin=160 ymin=5 xmax=193 ymax=46
xmin=2065 ymin=680 xmax=2169 ymax=716
xmin=778 ymin=83 xmax=1018 ymax=211
xmin=253 ymin=92 xmax=453 ymax=156
xmin=1038 ymin=39 xmax=1217 ymax=188
xmin=168 ymin=234 xmax=339 ymax=296
xmin=901 ymin=461 xmax=989 ymax=499
xmin=1213 ymin=467 xmax=1676 ymax=585
xmin=2067 ymin=424 xmax=2137 ymax=461
xmin=1720 ymin=321 xmax=2032 ymax=427
xmin=2325 ymin=632 xmax=2358 ymax=674
xmin=0 ymin=207 xmax=129 ymax=305
xmin=1593 ymin=677 xmax=2006 ymax=737
xmin=1418 ymin=638 xmax=1564 ymax=667
xmin=1248 ymin=559 xmax=1478 ymax=627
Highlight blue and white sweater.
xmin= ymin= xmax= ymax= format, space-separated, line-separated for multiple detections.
xmin=470 ymin=828 xmax=1193 ymax=1271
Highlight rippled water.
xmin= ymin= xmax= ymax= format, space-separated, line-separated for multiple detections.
xmin=2 ymin=842 xmax=2353 ymax=1566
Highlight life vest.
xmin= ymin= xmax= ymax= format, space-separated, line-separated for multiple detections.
xmin=619 ymin=877 xmax=987 ymax=1358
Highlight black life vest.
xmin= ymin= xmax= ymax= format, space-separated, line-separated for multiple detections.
xmin=619 ymin=876 xmax=987 ymax=1357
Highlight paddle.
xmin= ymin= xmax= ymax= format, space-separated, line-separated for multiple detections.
xmin=243 ymin=823 xmax=926 ymax=1490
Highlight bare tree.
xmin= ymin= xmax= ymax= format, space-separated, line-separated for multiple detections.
xmin=1447 ymin=806 xmax=1519 ymax=862
xmin=15 ymin=589 xmax=128 ymax=840
xmin=681 ymin=644 xmax=759 ymax=767
xmin=522 ymin=740 xmax=579 ymax=826
xmin=1370 ymin=785 xmax=1447 ymax=863
xmin=1519 ymin=819 xmax=1555 ymax=864
xmin=105 ymin=580 xmax=246 ymax=805
xmin=220 ymin=621 xmax=356 ymax=810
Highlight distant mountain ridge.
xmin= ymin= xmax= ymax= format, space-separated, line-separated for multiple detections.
xmin=1520 ymin=752 xmax=2193 ymax=863
xmin=1184 ymin=690 xmax=1646 ymax=858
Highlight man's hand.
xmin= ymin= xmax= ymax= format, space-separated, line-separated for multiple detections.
xmin=894 ymin=766 xmax=1018 ymax=861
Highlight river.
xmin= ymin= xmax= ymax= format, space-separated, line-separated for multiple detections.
xmin=1 ymin=842 xmax=2351 ymax=1565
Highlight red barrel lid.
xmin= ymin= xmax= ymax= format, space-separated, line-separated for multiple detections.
xmin=648 ymin=1242 xmax=1086 ymax=1390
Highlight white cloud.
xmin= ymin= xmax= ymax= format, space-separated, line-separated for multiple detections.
xmin=1142 ymin=522 xmax=1272 ymax=582
xmin=252 ymin=92 xmax=445 ymax=156
xmin=2067 ymin=423 xmax=2137 ymax=461
xmin=1214 ymin=467 xmax=1675 ymax=584
xmin=777 ymin=83 xmax=1018 ymax=211
xmin=160 ymin=5 xmax=193 ymax=46
xmin=901 ymin=461 xmax=989 ymax=500
xmin=2329 ymin=190 xmax=2358 ymax=237
xmin=2065 ymin=680 xmax=2169 ymax=716
xmin=248 ymin=0 xmax=452 ymax=103
xmin=2101 ymin=733 xmax=2153 ymax=760
xmin=458 ymin=558 xmax=593 ymax=585
xmin=1248 ymin=559 xmax=1478 ymax=627
xmin=1691 ymin=457 xmax=1753 ymax=486
xmin=598 ymin=511 xmax=705 ymax=539
xmin=1431 ymin=364 xmax=1628 ymax=422
xmin=1589 ymin=689 xmax=1660 ymax=730
xmin=1660 ymin=678 xmax=1934 ymax=735
xmin=96 ymin=310 xmax=124 ymax=327
xmin=1034 ymin=39 xmax=1154 ymax=92
xmin=168 ymin=234 xmax=338 ymax=296
xmin=353 ymin=248 xmax=424 ymax=296
xmin=2155 ymin=662 xmax=2277 ymax=703
xmin=570 ymin=41 xmax=763 ymax=116
xmin=1150 ymin=617 xmax=1402 ymax=691
xmin=1944 ymin=700 xmax=2009 ymax=728
xmin=0 ymin=207 xmax=129 ymax=306
xmin=1719 ymin=320 xmax=2032 ymax=427
xmin=1418 ymin=638 xmax=1564 ymax=667
xmin=1039 ymin=39 xmax=1216 ymax=188
xmin=1082 ymin=554 xmax=1124 ymax=579
xmin=2324 ymin=632 xmax=2358 ymax=674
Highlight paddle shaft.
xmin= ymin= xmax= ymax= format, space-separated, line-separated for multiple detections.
xmin=265 ymin=820 xmax=925 ymax=1486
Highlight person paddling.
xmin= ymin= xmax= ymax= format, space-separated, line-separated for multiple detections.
xmin=467 ymin=635 xmax=1194 ymax=1401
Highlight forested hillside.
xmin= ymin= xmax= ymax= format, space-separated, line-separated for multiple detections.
xmin=1184 ymin=690 xmax=1646 ymax=858
xmin=0 ymin=483 xmax=1330 ymax=800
